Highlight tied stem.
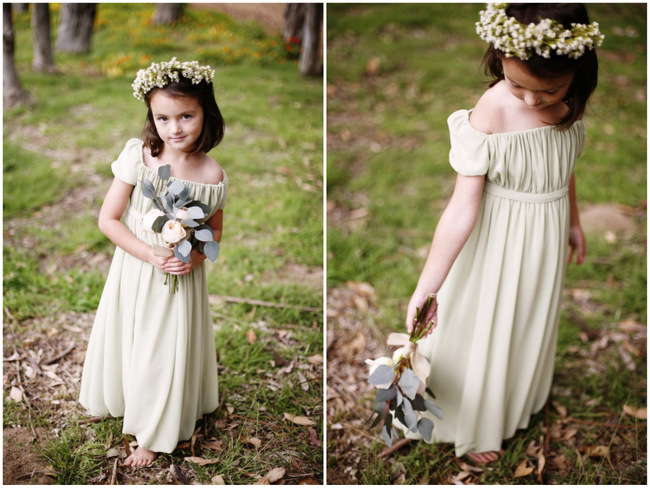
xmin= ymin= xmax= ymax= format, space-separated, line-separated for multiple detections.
xmin=410 ymin=294 xmax=437 ymax=342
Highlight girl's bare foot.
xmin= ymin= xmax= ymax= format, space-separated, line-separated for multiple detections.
xmin=124 ymin=446 xmax=158 ymax=467
xmin=467 ymin=450 xmax=502 ymax=464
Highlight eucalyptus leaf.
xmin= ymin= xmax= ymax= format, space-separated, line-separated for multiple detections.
xmin=168 ymin=180 xmax=186 ymax=196
xmin=204 ymin=240 xmax=220 ymax=262
xmin=140 ymin=179 xmax=156 ymax=200
xmin=375 ymin=386 xmax=397 ymax=404
xmin=395 ymin=404 xmax=406 ymax=427
xmin=182 ymin=219 xmax=199 ymax=228
xmin=177 ymin=239 xmax=192 ymax=258
xmin=417 ymin=417 xmax=434 ymax=443
xmin=369 ymin=412 xmax=383 ymax=429
xmin=396 ymin=390 xmax=404 ymax=407
xmin=402 ymin=396 xmax=418 ymax=432
xmin=424 ymin=398 xmax=444 ymax=420
xmin=412 ymin=393 xmax=426 ymax=411
xmin=381 ymin=424 xmax=393 ymax=447
xmin=195 ymin=228 xmax=214 ymax=242
xmin=158 ymin=165 xmax=171 ymax=180
xmin=174 ymin=243 xmax=191 ymax=263
xmin=398 ymin=368 xmax=420 ymax=400
xmin=186 ymin=206 xmax=205 ymax=220
xmin=163 ymin=194 xmax=174 ymax=213
xmin=177 ymin=186 xmax=191 ymax=202
xmin=368 ymin=365 xmax=394 ymax=386
xmin=152 ymin=215 xmax=170 ymax=233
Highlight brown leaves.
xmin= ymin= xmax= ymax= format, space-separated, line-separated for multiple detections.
xmin=253 ymin=467 xmax=286 ymax=485
xmin=284 ymin=412 xmax=315 ymax=426
xmin=246 ymin=329 xmax=257 ymax=345
xmin=184 ymin=456 xmax=219 ymax=466
xmin=622 ymin=405 xmax=647 ymax=419
xmin=514 ymin=460 xmax=534 ymax=478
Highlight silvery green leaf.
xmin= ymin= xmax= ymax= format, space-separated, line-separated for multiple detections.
xmin=140 ymin=179 xmax=156 ymax=200
xmin=195 ymin=228 xmax=214 ymax=242
xmin=152 ymin=215 xmax=169 ymax=233
xmin=182 ymin=219 xmax=199 ymax=228
xmin=381 ymin=424 xmax=393 ymax=447
xmin=158 ymin=165 xmax=171 ymax=180
xmin=167 ymin=180 xmax=186 ymax=196
xmin=178 ymin=186 xmax=191 ymax=202
xmin=187 ymin=206 xmax=205 ymax=219
xmin=417 ymin=417 xmax=434 ymax=443
xmin=174 ymin=242 xmax=191 ymax=263
xmin=163 ymin=194 xmax=174 ymax=213
xmin=368 ymin=365 xmax=394 ymax=386
xmin=204 ymin=240 xmax=220 ymax=262
xmin=424 ymin=398 xmax=443 ymax=420
xmin=375 ymin=386 xmax=396 ymax=404
xmin=402 ymin=396 xmax=418 ymax=432
xmin=396 ymin=390 xmax=403 ymax=407
xmin=177 ymin=239 xmax=192 ymax=258
xmin=398 ymin=368 xmax=420 ymax=400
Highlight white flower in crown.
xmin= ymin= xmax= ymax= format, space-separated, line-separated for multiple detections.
xmin=132 ymin=57 xmax=216 ymax=102
xmin=475 ymin=3 xmax=604 ymax=60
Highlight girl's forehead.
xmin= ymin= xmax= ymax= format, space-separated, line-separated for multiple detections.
xmin=502 ymin=58 xmax=573 ymax=89
xmin=150 ymin=90 xmax=201 ymax=112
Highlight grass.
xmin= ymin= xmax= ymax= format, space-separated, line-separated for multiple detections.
xmin=327 ymin=3 xmax=646 ymax=485
xmin=4 ymin=3 xmax=322 ymax=485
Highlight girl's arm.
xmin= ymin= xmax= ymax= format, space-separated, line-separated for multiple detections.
xmin=164 ymin=209 xmax=223 ymax=276
xmin=567 ymin=173 xmax=586 ymax=265
xmin=99 ymin=178 xmax=170 ymax=270
xmin=406 ymin=174 xmax=485 ymax=332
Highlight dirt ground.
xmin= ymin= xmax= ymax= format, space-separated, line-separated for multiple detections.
xmin=190 ymin=3 xmax=286 ymax=33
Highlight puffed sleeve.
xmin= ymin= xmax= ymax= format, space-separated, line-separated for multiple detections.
xmin=110 ymin=138 xmax=143 ymax=185
xmin=447 ymin=110 xmax=490 ymax=176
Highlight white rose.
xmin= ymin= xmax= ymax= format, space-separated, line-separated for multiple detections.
xmin=175 ymin=207 xmax=190 ymax=221
xmin=141 ymin=209 xmax=165 ymax=233
xmin=392 ymin=347 xmax=406 ymax=365
xmin=365 ymin=357 xmax=394 ymax=389
xmin=161 ymin=219 xmax=187 ymax=244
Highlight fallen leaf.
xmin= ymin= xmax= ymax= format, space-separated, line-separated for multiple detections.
xmin=307 ymin=354 xmax=323 ymax=364
xmin=514 ymin=460 xmax=534 ymax=478
xmin=9 ymin=386 xmax=23 ymax=402
xmin=106 ymin=447 xmax=121 ymax=458
xmin=584 ymin=445 xmax=610 ymax=458
xmin=253 ymin=467 xmax=286 ymax=485
xmin=336 ymin=331 xmax=366 ymax=361
xmin=622 ymin=405 xmax=647 ymax=419
xmin=284 ymin=412 xmax=315 ymax=426
xmin=454 ymin=471 xmax=472 ymax=482
xmin=617 ymin=319 xmax=646 ymax=334
xmin=297 ymin=371 xmax=309 ymax=391
xmin=537 ymin=452 xmax=546 ymax=475
xmin=298 ymin=476 xmax=319 ymax=484
xmin=203 ymin=438 xmax=225 ymax=451
xmin=456 ymin=461 xmax=483 ymax=474
xmin=243 ymin=437 xmax=262 ymax=448
xmin=246 ymin=330 xmax=257 ymax=345
xmin=184 ymin=456 xmax=220 ymax=466
xmin=307 ymin=426 xmax=321 ymax=447
xmin=212 ymin=474 xmax=226 ymax=485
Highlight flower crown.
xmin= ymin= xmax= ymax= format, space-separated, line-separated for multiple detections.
xmin=132 ymin=57 xmax=215 ymax=102
xmin=476 ymin=3 xmax=604 ymax=60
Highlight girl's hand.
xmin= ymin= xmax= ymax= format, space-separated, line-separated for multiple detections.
xmin=164 ymin=249 xmax=206 ymax=275
xmin=149 ymin=252 xmax=172 ymax=273
xmin=406 ymin=291 xmax=438 ymax=335
xmin=567 ymin=224 xmax=586 ymax=265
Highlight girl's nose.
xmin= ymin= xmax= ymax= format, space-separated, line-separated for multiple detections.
xmin=524 ymin=92 xmax=541 ymax=106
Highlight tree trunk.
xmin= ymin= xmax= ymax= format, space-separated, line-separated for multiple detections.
xmin=56 ymin=3 xmax=96 ymax=53
xmin=299 ymin=4 xmax=323 ymax=77
xmin=32 ymin=3 xmax=56 ymax=73
xmin=13 ymin=3 xmax=28 ymax=14
xmin=4 ymin=4 xmax=31 ymax=107
xmin=283 ymin=3 xmax=305 ymax=42
xmin=153 ymin=3 xmax=184 ymax=26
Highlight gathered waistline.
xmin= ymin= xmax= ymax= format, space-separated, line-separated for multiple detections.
xmin=484 ymin=181 xmax=568 ymax=203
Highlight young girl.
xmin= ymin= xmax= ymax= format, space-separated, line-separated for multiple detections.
xmin=405 ymin=4 xmax=603 ymax=463
xmin=79 ymin=58 xmax=228 ymax=467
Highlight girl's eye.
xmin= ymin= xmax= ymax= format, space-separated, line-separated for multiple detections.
xmin=182 ymin=114 xmax=192 ymax=119
xmin=545 ymin=90 xmax=558 ymax=95
xmin=157 ymin=116 xmax=167 ymax=122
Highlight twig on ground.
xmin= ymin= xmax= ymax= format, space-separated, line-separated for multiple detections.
xmin=44 ymin=342 xmax=76 ymax=365
xmin=209 ymin=294 xmax=320 ymax=313
xmin=109 ymin=457 xmax=118 ymax=485
xmin=123 ymin=435 xmax=132 ymax=457
xmin=566 ymin=417 xmax=647 ymax=429
xmin=379 ymin=438 xmax=411 ymax=459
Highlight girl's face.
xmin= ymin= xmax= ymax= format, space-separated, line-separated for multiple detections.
xmin=502 ymin=57 xmax=574 ymax=111
xmin=150 ymin=91 xmax=204 ymax=153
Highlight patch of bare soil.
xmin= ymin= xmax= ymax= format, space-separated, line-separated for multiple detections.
xmin=190 ymin=3 xmax=286 ymax=33
xmin=3 ymin=427 xmax=53 ymax=485
xmin=579 ymin=202 xmax=641 ymax=235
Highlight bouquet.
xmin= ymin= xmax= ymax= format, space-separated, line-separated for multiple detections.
xmin=366 ymin=294 xmax=443 ymax=446
xmin=140 ymin=165 xmax=220 ymax=293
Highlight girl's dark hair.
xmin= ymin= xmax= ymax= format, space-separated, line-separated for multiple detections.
xmin=142 ymin=77 xmax=225 ymax=157
xmin=482 ymin=3 xmax=599 ymax=130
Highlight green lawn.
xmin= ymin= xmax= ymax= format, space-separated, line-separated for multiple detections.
xmin=327 ymin=3 xmax=646 ymax=485
xmin=3 ymin=3 xmax=323 ymax=485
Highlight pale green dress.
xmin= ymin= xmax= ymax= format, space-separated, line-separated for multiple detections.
xmin=415 ymin=110 xmax=585 ymax=456
xmin=79 ymin=138 xmax=228 ymax=453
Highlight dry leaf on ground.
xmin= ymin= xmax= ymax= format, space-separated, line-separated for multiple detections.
xmin=212 ymin=474 xmax=226 ymax=484
xmin=284 ymin=412 xmax=315 ymax=426
xmin=253 ymin=466 xmax=286 ymax=485
xmin=623 ymin=404 xmax=647 ymax=419
xmin=243 ymin=437 xmax=262 ymax=448
xmin=514 ymin=460 xmax=534 ymax=478
xmin=246 ymin=330 xmax=257 ymax=344
xmin=184 ymin=456 xmax=220 ymax=466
